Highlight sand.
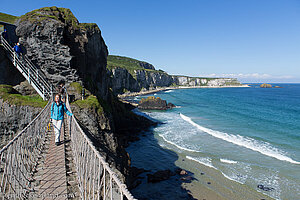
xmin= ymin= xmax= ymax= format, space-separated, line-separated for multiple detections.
xmin=175 ymin=154 xmax=273 ymax=200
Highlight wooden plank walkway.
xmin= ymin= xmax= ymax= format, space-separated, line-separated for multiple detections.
xmin=35 ymin=123 xmax=68 ymax=200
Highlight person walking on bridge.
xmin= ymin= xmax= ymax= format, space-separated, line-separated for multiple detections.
xmin=51 ymin=94 xmax=73 ymax=146
xmin=13 ymin=42 xmax=23 ymax=58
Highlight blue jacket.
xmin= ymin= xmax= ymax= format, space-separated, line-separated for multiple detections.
xmin=13 ymin=45 xmax=23 ymax=54
xmin=51 ymin=102 xmax=73 ymax=120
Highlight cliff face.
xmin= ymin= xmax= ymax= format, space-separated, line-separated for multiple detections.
xmin=0 ymin=99 xmax=42 ymax=136
xmin=0 ymin=47 xmax=25 ymax=85
xmin=108 ymin=62 xmax=241 ymax=94
xmin=15 ymin=7 xmax=108 ymax=99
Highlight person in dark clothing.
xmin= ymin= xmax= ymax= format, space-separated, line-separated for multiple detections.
xmin=57 ymin=83 xmax=66 ymax=102
xmin=13 ymin=43 xmax=23 ymax=58
xmin=1 ymin=29 xmax=8 ymax=41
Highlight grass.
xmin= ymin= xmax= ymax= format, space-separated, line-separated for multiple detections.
xmin=69 ymin=82 xmax=83 ymax=94
xmin=0 ymin=12 xmax=19 ymax=24
xmin=140 ymin=96 xmax=162 ymax=103
xmin=19 ymin=6 xmax=99 ymax=31
xmin=107 ymin=55 xmax=167 ymax=78
xmin=72 ymin=95 xmax=104 ymax=115
xmin=0 ymin=85 xmax=47 ymax=108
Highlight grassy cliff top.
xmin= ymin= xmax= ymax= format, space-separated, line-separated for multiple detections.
xmin=0 ymin=85 xmax=47 ymax=108
xmin=0 ymin=12 xmax=19 ymax=24
xmin=19 ymin=6 xmax=99 ymax=31
xmin=107 ymin=55 xmax=166 ymax=75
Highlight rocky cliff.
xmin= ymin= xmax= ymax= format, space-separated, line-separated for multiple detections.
xmin=16 ymin=7 xmax=108 ymax=99
xmin=107 ymin=55 xmax=242 ymax=94
xmin=1 ymin=7 xmax=154 ymax=186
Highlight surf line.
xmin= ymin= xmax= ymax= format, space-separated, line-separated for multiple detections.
xmin=180 ymin=113 xmax=300 ymax=165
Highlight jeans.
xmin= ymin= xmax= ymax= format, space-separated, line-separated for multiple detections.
xmin=52 ymin=119 xmax=63 ymax=143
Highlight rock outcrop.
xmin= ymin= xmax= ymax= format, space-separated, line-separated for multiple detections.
xmin=260 ymin=83 xmax=272 ymax=88
xmin=15 ymin=7 xmax=108 ymax=99
xmin=138 ymin=96 xmax=175 ymax=110
xmin=0 ymin=98 xmax=42 ymax=136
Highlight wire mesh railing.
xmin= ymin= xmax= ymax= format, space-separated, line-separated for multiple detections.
xmin=65 ymin=96 xmax=137 ymax=200
xmin=0 ymin=101 xmax=51 ymax=199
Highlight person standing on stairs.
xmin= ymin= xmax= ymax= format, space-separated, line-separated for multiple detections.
xmin=13 ymin=42 xmax=23 ymax=58
xmin=51 ymin=94 xmax=73 ymax=146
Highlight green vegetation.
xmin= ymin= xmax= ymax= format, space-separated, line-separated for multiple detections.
xmin=0 ymin=85 xmax=47 ymax=108
xmin=140 ymin=96 xmax=162 ymax=103
xmin=19 ymin=6 xmax=99 ymax=31
xmin=72 ymin=95 xmax=104 ymax=115
xmin=0 ymin=12 xmax=19 ymax=24
xmin=107 ymin=55 xmax=167 ymax=78
xmin=69 ymin=82 xmax=83 ymax=94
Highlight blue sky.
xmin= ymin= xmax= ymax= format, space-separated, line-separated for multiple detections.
xmin=1 ymin=0 xmax=300 ymax=83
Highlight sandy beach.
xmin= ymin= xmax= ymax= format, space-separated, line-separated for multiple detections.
xmin=176 ymin=154 xmax=273 ymax=200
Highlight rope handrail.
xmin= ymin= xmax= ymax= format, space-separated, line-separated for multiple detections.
xmin=65 ymin=95 xmax=137 ymax=200
xmin=0 ymin=35 xmax=52 ymax=100
xmin=0 ymin=100 xmax=51 ymax=199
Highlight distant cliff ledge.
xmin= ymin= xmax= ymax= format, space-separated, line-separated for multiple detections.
xmin=107 ymin=55 xmax=245 ymax=95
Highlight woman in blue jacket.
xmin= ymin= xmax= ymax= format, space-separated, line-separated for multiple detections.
xmin=51 ymin=94 xmax=73 ymax=145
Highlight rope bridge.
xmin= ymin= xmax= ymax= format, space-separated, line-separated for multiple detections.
xmin=0 ymin=101 xmax=51 ymax=199
xmin=0 ymin=35 xmax=136 ymax=199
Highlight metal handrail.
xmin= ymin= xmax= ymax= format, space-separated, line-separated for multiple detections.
xmin=0 ymin=35 xmax=52 ymax=100
xmin=0 ymin=101 xmax=51 ymax=199
xmin=65 ymin=96 xmax=137 ymax=200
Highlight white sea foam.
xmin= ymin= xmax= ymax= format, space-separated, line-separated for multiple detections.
xmin=221 ymin=172 xmax=244 ymax=184
xmin=165 ymin=90 xmax=174 ymax=93
xmin=180 ymin=113 xmax=300 ymax=165
xmin=154 ymin=93 xmax=157 ymax=96
xmin=220 ymin=159 xmax=238 ymax=164
xmin=186 ymin=156 xmax=217 ymax=169
xmin=159 ymin=134 xmax=201 ymax=153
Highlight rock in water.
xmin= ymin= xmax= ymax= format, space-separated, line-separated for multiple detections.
xmin=260 ymin=83 xmax=272 ymax=88
xmin=257 ymin=184 xmax=275 ymax=191
xmin=138 ymin=96 xmax=175 ymax=110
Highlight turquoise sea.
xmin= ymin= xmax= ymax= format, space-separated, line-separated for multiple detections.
xmin=127 ymin=84 xmax=300 ymax=200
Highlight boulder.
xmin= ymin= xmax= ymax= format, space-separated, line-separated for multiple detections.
xmin=175 ymin=168 xmax=188 ymax=175
xmin=260 ymin=83 xmax=272 ymax=88
xmin=147 ymin=169 xmax=175 ymax=183
xmin=138 ymin=96 xmax=175 ymax=110
xmin=257 ymin=184 xmax=275 ymax=191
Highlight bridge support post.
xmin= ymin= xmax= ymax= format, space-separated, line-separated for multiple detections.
xmin=42 ymin=86 xmax=45 ymax=100
xmin=28 ymin=68 xmax=31 ymax=84
xmin=13 ymin=52 xmax=16 ymax=65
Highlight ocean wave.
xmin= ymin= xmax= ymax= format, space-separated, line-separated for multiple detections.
xmin=165 ymin=90 xmax=174 ymax=93
xmin=180 ymin=113 xmax=300 ymax=165
xmin=220 ymin=158 xmax=238 ymax=164
xmin=159 ymin=134 xmax=201 ymax=153
xmin=221 ymin=172 xmax=245 ymax=184
xmin=186 ymin=156 xmax=217 ymax=169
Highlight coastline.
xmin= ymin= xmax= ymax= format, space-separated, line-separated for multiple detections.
xmin=118 ymin=84 xmax=250 ymax=98
xmin=125 ymin=85 xmax=278 ymax=200
xmin=127 ymin=125 xmax=273 ymax=200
